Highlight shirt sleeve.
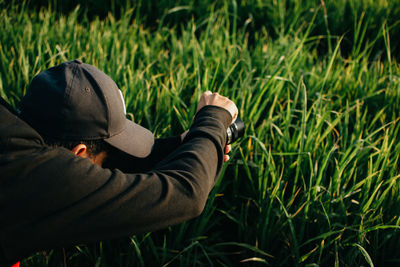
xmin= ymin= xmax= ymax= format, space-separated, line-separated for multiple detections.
xmin=1 ymin=105 xmax=232 ymax=263
xmin=103 ymin=135 xmax=182 ymax=173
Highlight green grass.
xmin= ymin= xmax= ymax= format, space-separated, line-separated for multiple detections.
xmin=1 ymin=0 xmax=400 ymax=266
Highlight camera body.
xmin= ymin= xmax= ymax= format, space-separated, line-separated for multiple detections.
xmin=226 ymin=117 xmax=244 ymax=144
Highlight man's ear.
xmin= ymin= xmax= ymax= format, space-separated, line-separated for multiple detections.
xmin=71 ymin=144 xmax=89 ymax=158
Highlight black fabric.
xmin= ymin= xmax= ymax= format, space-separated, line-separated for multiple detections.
xmin=18 ymin=60 xmax=155 ymax=158
xmin=103 ymin=136 xmax=182 ymax=173
xmin=0 ymin=97 xmax=232 ymax=265
xmin=18 ymin=60 xmax=113 ymax=139
xmin=0 ymin=96 xmax=18 ymax=116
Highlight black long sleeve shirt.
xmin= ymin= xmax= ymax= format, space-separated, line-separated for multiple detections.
xmin=0 ymin=97 xmax=231 ymax=265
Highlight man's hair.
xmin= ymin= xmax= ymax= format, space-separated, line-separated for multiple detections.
xmin=43 ymin=136 xmax=114 ymax=157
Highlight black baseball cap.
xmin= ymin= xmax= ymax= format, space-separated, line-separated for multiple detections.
xmin=18 ymin=59 xmax=154 ymax=158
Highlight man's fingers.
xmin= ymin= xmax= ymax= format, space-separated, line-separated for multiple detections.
xmin=200 ymin=91 xmax=212 ymax=103
xmin=224 ymin=154 xmax=230 ymax=162
xmin=230 ymin=107 xmax=238 ymax=124
xmin=223 ymin=145 xmax=232 ymax=162
xmin=197 ymin=91 xmax=212 ymax=112
xmin=196 ymin=91 xmax=238 ymax=123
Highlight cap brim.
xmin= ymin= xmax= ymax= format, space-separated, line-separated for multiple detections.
xmin=104 ymin=119 xmax=154 ymax=158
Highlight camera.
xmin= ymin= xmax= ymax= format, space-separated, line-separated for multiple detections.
xmin=226 ymin=116 xmax=244 ymax=144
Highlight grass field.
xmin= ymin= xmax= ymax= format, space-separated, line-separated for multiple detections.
xmin=1 ymin=0 xmax=400 ymax=266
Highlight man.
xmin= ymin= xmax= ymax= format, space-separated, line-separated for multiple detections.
xmin=0 ymin=59 xmax=238 ymax=265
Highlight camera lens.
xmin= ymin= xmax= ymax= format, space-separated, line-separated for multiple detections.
xmin=226 ymin=116 xmax=244 ymax=144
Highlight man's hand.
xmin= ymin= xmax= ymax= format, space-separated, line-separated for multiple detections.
xmin=196 ymin=91 xmax=238 ymax=124
xmin=197 ymin=91 xmax=238 ymax=162
xmin=224 ymin=144 xmax=232 ymax=162
xmin=182 ymin=91 xmax=238 ymax=162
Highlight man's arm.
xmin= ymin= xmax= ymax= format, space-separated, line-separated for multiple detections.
xmin=103 ymin=136 xmax=182 ymax=173
xmin=1 ymin=104 xmax=234 ymax=264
